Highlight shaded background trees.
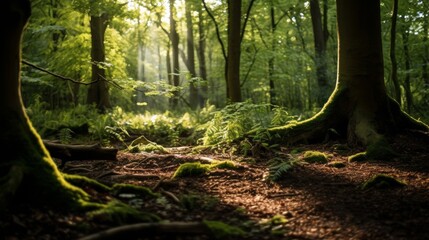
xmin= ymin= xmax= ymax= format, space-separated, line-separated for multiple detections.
xmin=21 ymin=0 xmax=429 ymax=121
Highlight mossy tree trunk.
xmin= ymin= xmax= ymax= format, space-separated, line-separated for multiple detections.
xmin=0 ymin=0 xmax=90 ymax=212
xmin=268 ymin=0 xmax=428 ymax=146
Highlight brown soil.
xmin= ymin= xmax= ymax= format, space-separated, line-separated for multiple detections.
xmin=1 ymin=131 xmax=429 ymax=240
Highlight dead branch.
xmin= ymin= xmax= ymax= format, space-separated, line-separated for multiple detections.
xmin=43 ymin=140 xmax=118 ymax=167
xmin=78 ymin=222 xmax=209 ymax=240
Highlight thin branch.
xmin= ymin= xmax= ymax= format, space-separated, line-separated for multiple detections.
xmin=240 ymin=0 xmax=256 ymax=43
xmin=202 ymin=0 xmax=227 ymax=61
xmin=241 ymin=45 xmax=259 ymax=87
xmin=22 ymin=59 xmax=97 ymax=85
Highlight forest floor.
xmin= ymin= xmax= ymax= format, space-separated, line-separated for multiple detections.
xmin=1 ymin=130 xmax=429 ymax=240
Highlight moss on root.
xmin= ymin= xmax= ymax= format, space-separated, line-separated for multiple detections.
xmin=88 ymin=200 xmax=160 ymax=224
xmin=302 ymin=151 xmax=328 ymax=164
xmin=362 ymin=174 xmax=406 ymax=190
xmin=348 ymin=152 xmax=367 ymax=162
xmin=203 ymin=220 xmax=246 ymax=239
xmin=172 ymin=161 xmax=239 ymax=179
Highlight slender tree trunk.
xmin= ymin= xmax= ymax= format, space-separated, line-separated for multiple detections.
xmin=87 ymin=13 xmax=111 ymax=112
xmin=422 ymin=1 xmax=429 ymax=100
xmin=401 ymin=28 xmax=412 ymax=113
xmin=390 ymin=0 xmax=401 ymax=105
xmin=268 ymin=5 xmax=276 ymax=107
xmin=169 ymin=0 xmax=180 ymax=108
xmin=310 ymin=0 xmax=329 ymax=106
xmin=185 ymin=0 xmax=198 ymax=109
xmin=227 ymin=0 xmax=242 ymax=102
xmin=197 ymin=5 xmax=208 ymax=107
xmin=166 ymin=44 xmax=172 ymax=106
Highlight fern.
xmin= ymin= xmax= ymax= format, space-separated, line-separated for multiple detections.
xmin=58 ymin=128 xmax=73 ymax=144
xmin=267 ymin=156 xmax=301 ymax=182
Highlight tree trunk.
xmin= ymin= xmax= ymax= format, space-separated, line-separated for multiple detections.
xmin=1 ymin=0 xmax=89 ymax=211
xmin=197 ymin=5 xmax=208 ymax=107
xmin=268 ymin=5 xmax=277 ymax=107
xmin=227 ymin=0 xmax=242 ymax=103
xmin=401 ymin=26 xmax=412 ymax=113
xmin=266 ymin=0 xmax=427 ymax=146
xmin=310 ymin=0 xmax=329 ymax=106
xmin=185 ymin=0 xmax=198 ymax=109
xmin=87 ymin=13 xmax=111 ymax=112
xmin=169 ymin=0 xmax=180 ymax=108
xmin=389 ymin=0 xmax=401 ymax=105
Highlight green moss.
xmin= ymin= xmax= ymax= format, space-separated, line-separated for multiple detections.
xmin=172 ymin=161 xmax=238 ymax=179
xmin=172 ymin=162 xmax=210 ymax=178
xmin=62 ymin=173 xmax=111 ymax=193
xmin=212 ymin=160 xmax=237 ymax=170
xmin=327 ymin=161 xmax=346 ymax=168
xmin=203 ymin=220 xmax=246 ymax=239
xmin=110 ymin=183 xmax=160 ymax=199
xmin=88 ymin=200 xmax=160 ymax=224
xmin=348 ymin=152 xmax=367 ymax=162
xmin=362 ymin=174 xmax=407 ymax=190
xmin=302 ymin=151 xmax=328 ymax=163
xmin=366 ymin=138 xmax=399 ymax=160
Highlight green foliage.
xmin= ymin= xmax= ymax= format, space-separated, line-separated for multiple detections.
xmin=267 ymin=156 xmax=302 ymax=182
xmin=203 ymin=220 xmax=246 ymax=239
xmin=200 ymin=101 xmax=297 ymax=147
xmin=361 ymin=174 xmax=407 ymax=190
xmin=302 ymin=151 xmax=328 ymax=164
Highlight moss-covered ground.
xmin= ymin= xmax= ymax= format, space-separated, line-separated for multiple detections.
xmin=1 ymin=131 xmax=429 ymax=240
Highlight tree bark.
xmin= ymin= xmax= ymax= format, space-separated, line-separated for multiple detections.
xmin=87 ymin=13 xmax=111 ymax=112
xmin=169 ymin=0 xmax=180 ymax=108
xmin=197 ymin=5 xmax=208 ymax=107
xmin=227 ymin=0 xmax=242 ymax=102
xmin=1 ymin=0 xmax=90 ymax=211
xmin=310 ymin=0 xmax=329 ymax=106
xmin=389 ymin=0 xmax=401 ymax=105
xmin=185 ymin=0 xmax=198 ymax=109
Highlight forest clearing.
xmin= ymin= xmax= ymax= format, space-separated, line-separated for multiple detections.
xmin=1 ymin=0 xmax=429 ymax=240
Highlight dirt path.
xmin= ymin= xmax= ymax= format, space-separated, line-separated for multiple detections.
xmin=1 ymin=133 xmax=429 ymax=240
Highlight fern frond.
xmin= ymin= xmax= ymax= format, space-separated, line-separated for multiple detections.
xmin=267 ymin=156 xmax=300 ymax=182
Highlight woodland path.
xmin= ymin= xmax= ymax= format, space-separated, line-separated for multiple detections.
xmin=1 ymin=131 xmax=429 ymax=240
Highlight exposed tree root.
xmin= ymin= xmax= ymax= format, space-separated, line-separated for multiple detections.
xmin=262 ymin=92 xmax=428 ymax=146
xmin=78 ymin=222 xmax=209 ymax=240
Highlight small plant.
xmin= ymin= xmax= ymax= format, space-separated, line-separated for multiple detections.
xmin=302 ymin=151 xmax=328 ymax=163
xmin=267 ymin=156 xmax=301 ymax=182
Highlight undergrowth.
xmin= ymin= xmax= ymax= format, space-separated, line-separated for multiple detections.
xmin=26 ymin=100 xmax=307 ymax=154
